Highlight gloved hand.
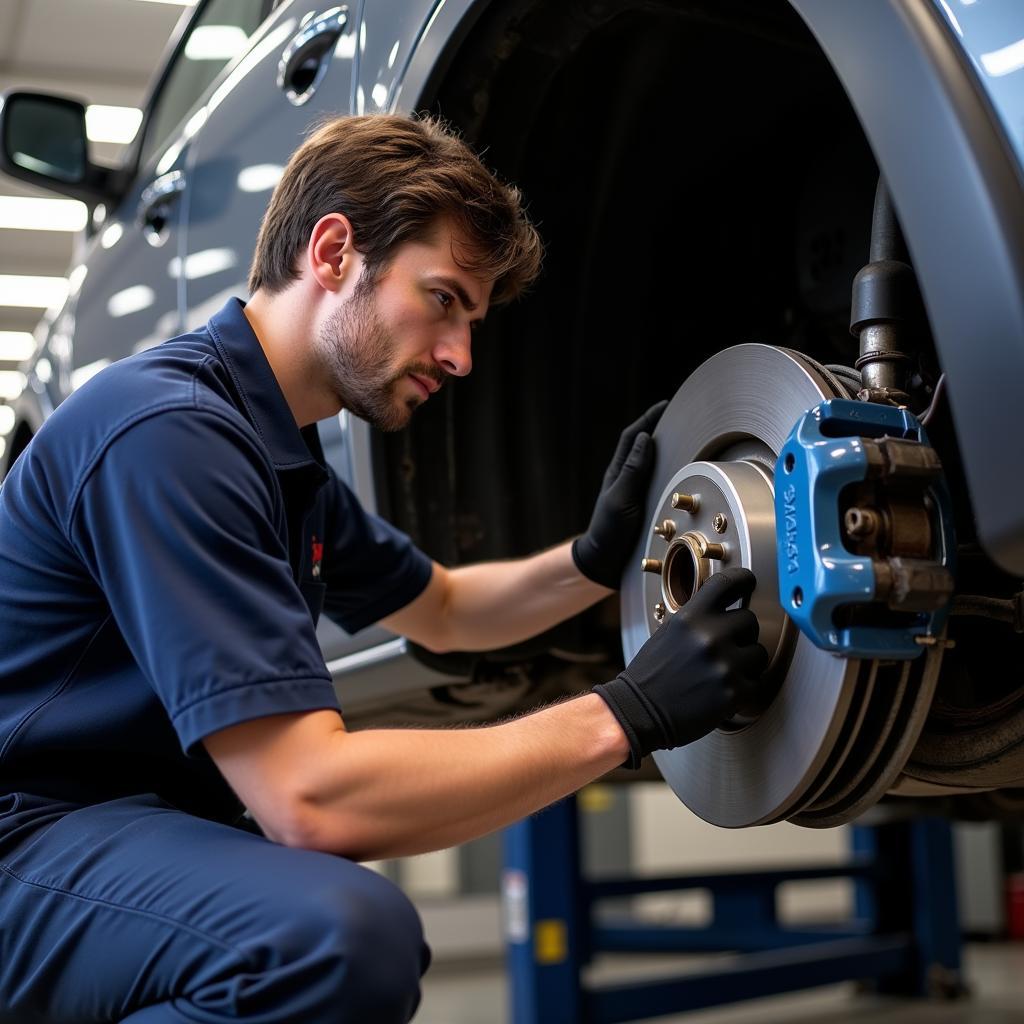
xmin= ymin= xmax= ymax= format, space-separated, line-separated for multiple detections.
xmin=594 ymin=567 xmax=770 ymax=768
xmin=572 ymin=400 xmax=669 ymax=589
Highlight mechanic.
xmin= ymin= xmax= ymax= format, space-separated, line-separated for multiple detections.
xmin=0 ymin=114 xmax=768 ymax=1023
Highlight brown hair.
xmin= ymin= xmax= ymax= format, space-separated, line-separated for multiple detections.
xmin=248 ymin=113 xmax=542 ymax=304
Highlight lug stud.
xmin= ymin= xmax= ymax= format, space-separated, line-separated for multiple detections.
xmin=702 ymin=542 xmax=726 ymax=561
xmin=712 ymin=513 xmax=728 ymax=534
xmin=641 ymin=558 xmax=663 ymax=574
xmin=653 ymin=519 xmax=677 ymax=541
xmin=671 ymin=492 xmax=699 ymax=513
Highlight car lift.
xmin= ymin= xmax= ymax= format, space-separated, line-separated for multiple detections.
xmin=502 ymin=795 xmax=962 ymax=1023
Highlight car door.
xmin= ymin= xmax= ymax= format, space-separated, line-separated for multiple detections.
xmin=67 ymin=0 xmax=269 ymax=384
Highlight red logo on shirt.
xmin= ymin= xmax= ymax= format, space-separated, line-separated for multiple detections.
xmin=311 ymin=537 xmax=324 ymax=579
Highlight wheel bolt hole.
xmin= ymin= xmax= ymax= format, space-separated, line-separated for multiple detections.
xmin=783 ymin=452 xmax=795 ymax=474
xmin=792 ymin=586 xmax=803 ymax=608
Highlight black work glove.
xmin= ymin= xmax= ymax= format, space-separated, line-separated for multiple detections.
xmin=572 ymin=400 xmax=669 ymax=589
xmin=594 ymin=567 xmax=770 ymax=768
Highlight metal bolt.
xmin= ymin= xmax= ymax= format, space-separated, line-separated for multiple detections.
xmin=653 ymin=519 xmax=677 ymax=541
xmin=845 ymin=507 xmax=881 ymax=540
xmin=641 ymin=558 xmax=663 ymax=574
xmin=712 ymin=513 xmax=728 ymax=534
xmin=653 ymin=602 xmax=666 ymax=622
xmin=702 ymin=541 xmax=726 ymax=561
xmin=671 ymin=492 xmax=699 ymax=513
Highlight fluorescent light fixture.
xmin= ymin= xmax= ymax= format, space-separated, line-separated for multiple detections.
xmin=86 ymin=105 xmax=143 ymax=145
xmin=0 ymin=371 xmax=26 ymax=401
xmin=107 ymin=285 xmax=155 ymax=318
xmin=0 ymin=405 xmax=15 ymax=435
xmin=237 ymin=164 xmax=283 ymax=193
xmin=168 ymin=247 xmax=236 ymax=281
xmin=981 ymin=38 xmax=1024 ymax=77
xmin=0 ymin=196 xmax=87 ymax=232
xmin=0 ymin=276 xmax=69 ymax=309
xmin=34 ymin=357 xmax=52 ymax=384
xmin=184 ymin=25 xmax=249 ymax=61
xmin=0 ymin=331 xmax=34 ymax=361
xmin=71 ymin=358 xmax=111 ymax=391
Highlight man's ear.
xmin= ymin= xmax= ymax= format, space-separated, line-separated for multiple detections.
xmin=307 ymin=213 xmax=357 ymax=293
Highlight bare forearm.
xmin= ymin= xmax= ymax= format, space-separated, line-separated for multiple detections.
xmin=441 ymin=540 xmax=611 ymax=651
xmin=296 ymin=694 xmax=628 ymax=860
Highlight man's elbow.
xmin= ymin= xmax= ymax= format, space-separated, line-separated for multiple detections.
xmin=253 ymin=799 xmax=317 ymax=850
xmin=262 ymin=800 xmax=381 ymax=860
xmin=415 ymin=633 xmax=454 ymax=655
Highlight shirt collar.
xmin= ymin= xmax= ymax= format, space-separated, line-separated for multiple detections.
xmin=206 ymin=297 xmax=327 ymax=481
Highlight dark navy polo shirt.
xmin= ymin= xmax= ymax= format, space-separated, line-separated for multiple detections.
xmin=0 ymin=298 xmax=432 ymax=838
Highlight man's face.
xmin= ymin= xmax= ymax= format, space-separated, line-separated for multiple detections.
xmin=313 ymin=223 xmax=492 ymax=432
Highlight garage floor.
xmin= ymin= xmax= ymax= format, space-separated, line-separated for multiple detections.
xmin=413 ymin=944 xmax=1024 ymax=1023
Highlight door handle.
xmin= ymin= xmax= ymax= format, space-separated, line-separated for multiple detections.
xmin=136 ymin=170 xmax=185 ymax=247
xmin=277 ymin=6 xmax=348 ymax=107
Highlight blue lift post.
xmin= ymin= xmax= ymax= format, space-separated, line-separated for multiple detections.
xmin=502 ymin=795 xmax=962 ymax=1024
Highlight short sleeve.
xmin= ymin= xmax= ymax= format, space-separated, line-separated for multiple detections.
xmin=69 ymin=409 xmax=340 ymax=755
xmin=319 ymin=474 xmax=433 ymax=634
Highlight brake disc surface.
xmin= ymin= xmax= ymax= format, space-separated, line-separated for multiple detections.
xmin=620 ymin=344 xmax=863 ymax=827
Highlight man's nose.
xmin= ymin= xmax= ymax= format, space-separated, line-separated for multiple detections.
xmin=433 ymin=324 xmax=473 ymax=377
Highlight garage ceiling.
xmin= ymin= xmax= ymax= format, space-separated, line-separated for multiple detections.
xmin=0 ymin=0 xmax=186 ymax=390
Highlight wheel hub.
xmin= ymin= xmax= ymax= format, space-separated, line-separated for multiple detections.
xmin=641 ymin=459 xmax=787 ymax=670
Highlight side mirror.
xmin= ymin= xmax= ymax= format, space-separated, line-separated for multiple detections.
xmin=0 ymin=91 xmax=125 ymax=205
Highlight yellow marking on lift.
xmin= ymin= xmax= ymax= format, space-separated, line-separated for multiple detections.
xmin=534 ymin=919 xmax=568 ymax=964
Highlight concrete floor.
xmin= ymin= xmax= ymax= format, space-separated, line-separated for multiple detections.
xmin=413 ymin=944 xmax=1024 ymax=1023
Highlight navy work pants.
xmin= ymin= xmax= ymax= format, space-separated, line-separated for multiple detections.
xmin=0 ymin=794 xmax=430 ymax=1022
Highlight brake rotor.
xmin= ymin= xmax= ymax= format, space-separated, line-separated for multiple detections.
xmin=793 ymin=653 xmax=942 ymax=827
xmin=621 ymin=345 xmax=858 ymax=826
xmin=621 ymin=344 xmax=947 ymax=827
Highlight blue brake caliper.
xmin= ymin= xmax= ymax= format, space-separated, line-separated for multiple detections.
xmin=775 ymin=399 xmax=955 ymax=659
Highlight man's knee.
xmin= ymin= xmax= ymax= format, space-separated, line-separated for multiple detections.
xmin=248 ymin=859 xmax=429 ymax=1023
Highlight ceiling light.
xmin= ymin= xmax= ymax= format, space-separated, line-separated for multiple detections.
xmin=0 ymin=371 xmax=26 ymax=401
xmin=0 ymin=405 xmax=15 ymax=435
xmin=0 ymin=276 xmax=69 ymax=309
xmin=86 ymin=105 xmax=144 ymax=145
xmin=185 ymin=25 xmax=249 ymax=61
xmin=0 ymin=196 xmax=87 ymax=232
xmin=0 ymin=332 xmax=35 ymax=361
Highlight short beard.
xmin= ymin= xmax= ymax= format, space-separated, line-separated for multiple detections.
xmin=314 ymin=273 xmax=440 ymax=432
